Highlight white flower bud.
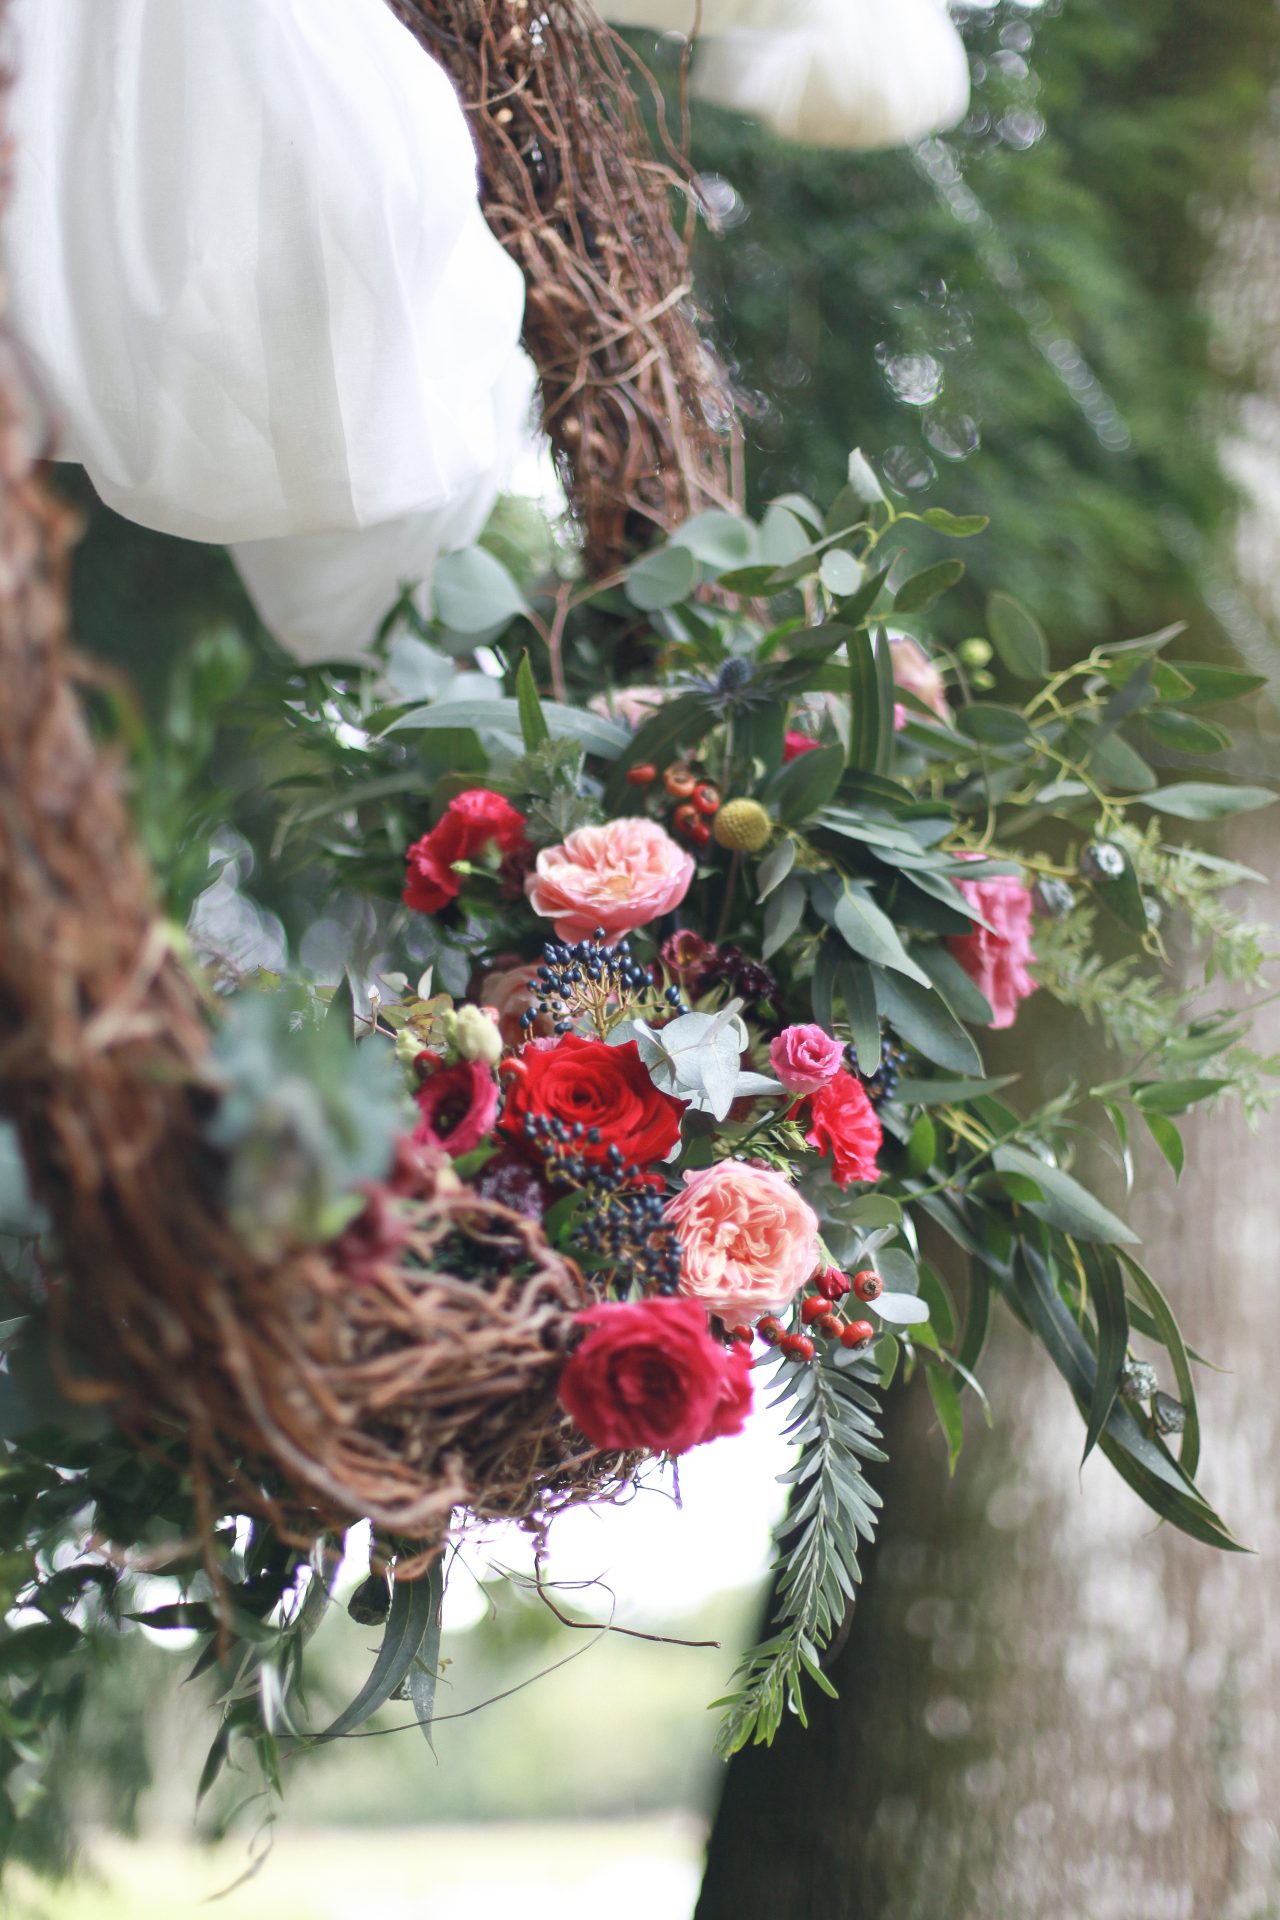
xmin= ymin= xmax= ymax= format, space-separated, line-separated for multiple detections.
xmin=452 ymin=1003 xmax=504 ymax=1066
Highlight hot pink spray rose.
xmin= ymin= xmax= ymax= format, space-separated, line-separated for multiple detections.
xmin=770 ymin=1023 xmax=846 ymax=1095
xmin=526 ymin=818 xmax=695 ymax=944
xmin=948 ymin=864 xmax=1037 ymax=1030
xmin=666 ymin=1160 xmax=820 ymax=1323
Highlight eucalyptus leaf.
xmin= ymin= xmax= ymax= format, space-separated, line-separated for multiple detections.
xmin=433 ymin=546 xmax=527 ymax=633
xmin=992 ymin=1146 xmax=1138 ymax=1244
xmin=986 ymin=591 xmax=1049 ymax=679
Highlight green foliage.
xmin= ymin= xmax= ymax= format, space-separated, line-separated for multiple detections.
xmin=207 ymin=991 xmax=408 ymax=1255
xmin=714 ymin=1348 xmax=885 ymax=1756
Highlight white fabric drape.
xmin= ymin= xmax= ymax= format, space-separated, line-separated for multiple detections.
xmin=8 ymin=0 xmax=534 ymax=660
xmin=600 ymin=0 xmax=971 ymax=152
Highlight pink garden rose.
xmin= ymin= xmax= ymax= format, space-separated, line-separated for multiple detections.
xmin=890 ymin=635 xmax=950 ymax=731
xmin=666 ymin=1160 xmax=820 ymax=1323
xmin=948 ymin=864 xmax=1037 ymax=1030
xmin=770 ymin=1023 xmax=846 ymax=1095
xmin=526 ymin=818 xmax=695 ymax=944
xmin=478 ymin=960 xmax=544 ymax=1048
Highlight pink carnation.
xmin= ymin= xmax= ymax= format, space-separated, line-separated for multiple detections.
xmin=770 ymin=1023 xmax=846 ymax=1095
xmin=783 ymin=730 xmax=822 ymax=762
xmin=948 ymin=865 xmax=1037 ymax=1030
xmin=526 ymin=818 xmax=695 ymax=944
xmin=805 ymin=1072 xmax=883 ymax=1189
xmin=412 ymin=1059 xmax=499 ymax=1156
xmin=890 ymin=635 xmax=950 ymax=731
xmin=666 ymin=1160 xmax=820 ymax=1323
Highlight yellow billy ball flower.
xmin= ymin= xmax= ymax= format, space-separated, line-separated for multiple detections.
xmin=713 ymin=798 xmax=772 ymax=853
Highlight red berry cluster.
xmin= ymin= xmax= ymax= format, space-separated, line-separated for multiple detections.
xmin=755 ymin=1267 xmax=882 ymax=1364
xmin=625 ymin=762 xmax=720 ymax=848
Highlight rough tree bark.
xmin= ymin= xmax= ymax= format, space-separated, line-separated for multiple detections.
xmin=695 ymin=820 xmax=1280 ymax=1920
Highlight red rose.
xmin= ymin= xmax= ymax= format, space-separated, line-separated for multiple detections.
xmin=558 ymin=1298 xmax=753 ymax=1456
xmin=783 ymin=730 xmax=822 ymax=762
xmin=403 ymin=789 xmax=527 ymax=915
xmin=805 ymin=1070 xmax=884 ymax=1188
xmin=499 ymin=1034 xmax=686 ymax=1168
xmin=699 ymin=1340 xmax=754 ymax=1444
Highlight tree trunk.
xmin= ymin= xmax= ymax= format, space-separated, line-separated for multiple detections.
xmin=696 ymin=823 xmax=1280 ymax=1920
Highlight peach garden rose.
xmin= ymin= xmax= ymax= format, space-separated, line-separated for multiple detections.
xmin=666 ymin=1160 xmax=820 ymax=1324
xmin=526 ymin=817 xmax=695 ymax=944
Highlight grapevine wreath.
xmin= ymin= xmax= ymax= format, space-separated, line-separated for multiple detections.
xmin=0 ymin=0 xmax=1275 ymax=1830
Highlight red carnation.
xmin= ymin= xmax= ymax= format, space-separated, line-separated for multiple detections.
xmin=403 ymin=789 xmax=527 ymax=916
xmin=499 ymin=1034 xmax=686 ymax=1168
xmin=558 ymin=1298 xmax=753 ymax=1456
xmin=805 ymin=1070 xmax=884 ymax=1188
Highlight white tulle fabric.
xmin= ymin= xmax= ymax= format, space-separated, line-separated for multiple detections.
xmin=597 ymin=0 xmax=749 ymax=30
xmin=691 ymin=0 xmax=971 ymax=151
xmin=7 ymin=0 xmax=535 ymax=660
xmin=597 ymin=0 xmax=969 ymax=154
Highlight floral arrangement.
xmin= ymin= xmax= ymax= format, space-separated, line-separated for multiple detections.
xmin=2 ymin=456 xmax=1274 ymax=1828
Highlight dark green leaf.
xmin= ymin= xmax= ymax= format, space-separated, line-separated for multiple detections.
xmin=1167 ymin=663 xmax=1269 ymax=710
xmin=874 ymin=970 xmax=983 ymax=1076
xmin=822 ymin=884 xmax=931 ymax=985
xmin=838 ymin=960 xmax=881 ymax=1071
xmin=407 ymin=1558 xmax=445 ymax=1753
xmin=514 ymin=653 xmax=550 ymax=752
xmin=956 ymin=1264 xmax=992 ymax=1385
xmin=625 ymin=543 xmax=698 ymax=611
xmin=768 ymin=744 xmax=846 ymax=825
xmin=1080 ymin=1245 xmax=1129 ymax=1465
xmin=895 ymin=1073 xmax=1018 ymax=1104
xmin=763 ymin=874 xmax=807 ymax=962
xmin=1141 ymin=782 xmax=1276 ymax=820
xmin=310 ymin=1574 xmax=440 ymax=1743
xmin=847 ymin=628 xmax=882 ymax=775
xmin=386 ymin=698 xmax=629 ymax=759
xmin=992 ymin=1147 xmax=1138 ymax=1244
xmin=926 ymin=1367 xmax=965 ymax=1474
xmin=1118 ymin=1252 xmax=1202 ymax=1478
xmin=987 ymin=591 xmax=1049 ymax=680
xmin=1133 ymin=1077 xmax=1230 ymax=1115
xmin=1142 ymin=1111 xmax=1184 ymax=1179
xmin=906 ymin=1113 xmax=937 ymax=1178
xmin=1142 ymin=710 xmax=1229 ymax=755
xmin=756 ymin=837 xmax=797 ymax=901
xmin=955 ymin=703 xmax=1033 ymax=747
xmin=894 ymin=558 xmax=965 ymax=614
xmin=1009 ymin=1246 xmax=1237 ymax=1549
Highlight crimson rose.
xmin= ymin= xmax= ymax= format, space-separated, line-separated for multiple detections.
xmin=499 ymin=1034 xmax=685 ymax=1167
xmin=804 ymin=1070 xmax=884 ymax=1188
xmin=558 ymin=1297 xmax=753 ymax=1455
xmin=403 ymin=789 xmax=527 ymax=915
